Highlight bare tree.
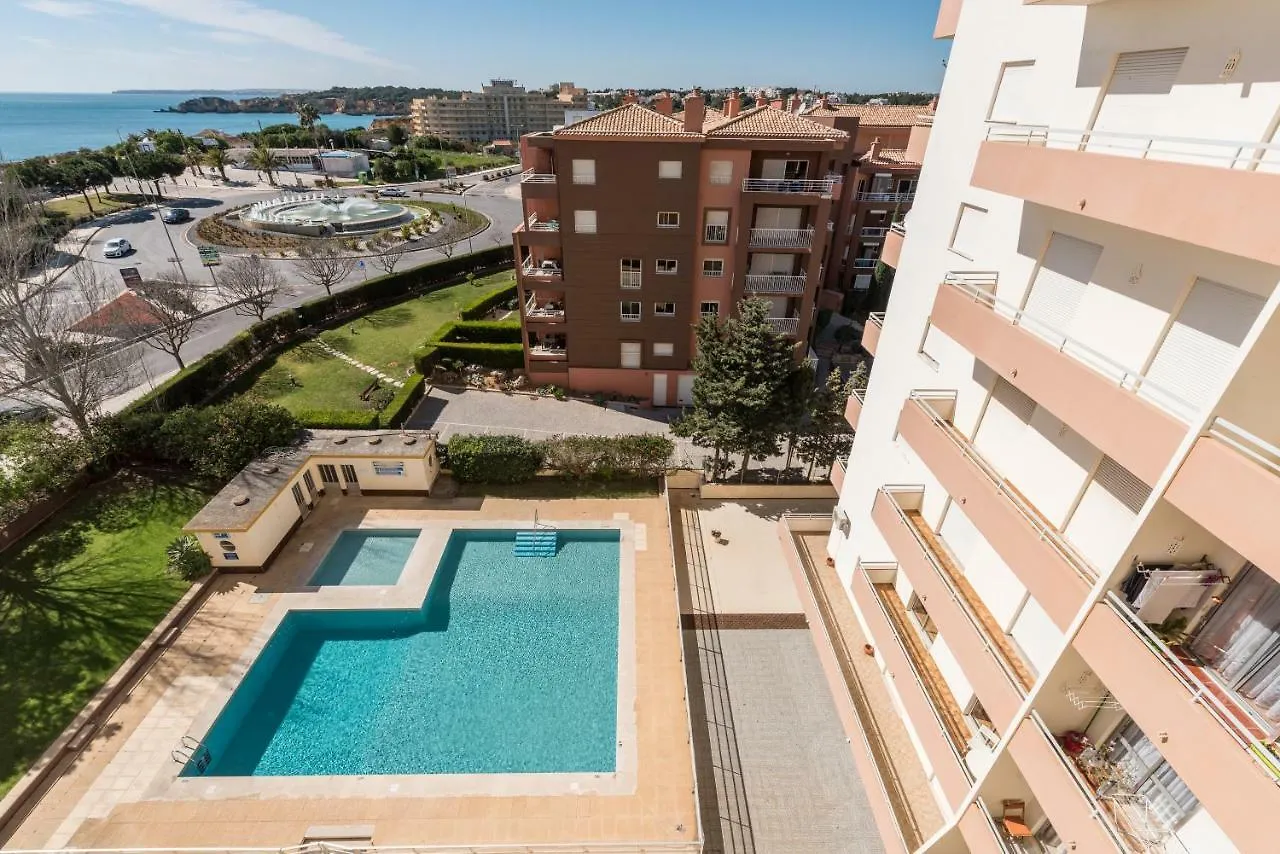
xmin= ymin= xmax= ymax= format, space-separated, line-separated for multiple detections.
xmin=0 ymin=185 xmax=136 ymax=434
xmin=372 ymin=242 xmax=407 ymax=275
xmin=216 ymin=254 xmax=291 ymax=321
xmin=294 ymin=240 xmax=357 ymax=296
xmin=130 ymin=277 xmax=203 ymax=370
xmin=437 ymin=238 xmax=457 ymax=261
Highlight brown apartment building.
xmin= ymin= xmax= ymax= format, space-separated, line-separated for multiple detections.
xmin=512 ymin=91 xmax=858 ymax=405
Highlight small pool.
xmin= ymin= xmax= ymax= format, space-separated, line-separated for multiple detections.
xmin=307 ymin=529 xmax=419 ymax=586
xmin=189 ymin=528 xmax=620 ymax=777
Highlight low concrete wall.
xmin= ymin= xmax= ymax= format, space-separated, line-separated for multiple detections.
xmin=665 ymin=470 xmax=702 ymax=490
xmin=701 ymin=483 xmax=837 ymax=500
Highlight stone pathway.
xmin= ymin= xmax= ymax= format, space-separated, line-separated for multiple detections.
xmin=312 ymin=337 xmax=404 ymax=389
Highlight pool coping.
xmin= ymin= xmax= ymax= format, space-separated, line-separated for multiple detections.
xmin=146 ymin=519 xmax=638 ymax=802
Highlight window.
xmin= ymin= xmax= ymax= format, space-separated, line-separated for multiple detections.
xmin=291 ymin=483 xmax=306 ymax=507
xmin=620 ymin=257 xmax=641 ymax=288
xmin=655 ymin=258 xmax=678 ymax=275
xmin=987 ymin=61 xmax=1037 ymax=125
xmin=966 ymin=699 xmax=998 ymax=749
xmin=574 ymin=210 xmax=597 ymax=234
xmin=571 ymin=158 xmax=595 ymax=184
xmin=708 ymin=160 xmax=732 ymax=185
xmin=949 ymin=203 xmax=987 ymax=260
xmin=653 ymin=342 xmax=674 ymax=357
xmin=704 ymin=209 xmax=728 ymax=243
xmin=318 ymin=464 xmax=339 ymax=484
xmin=620 ymin=341 xmax=641 ymax=368
xmin=620 ymin=301 xmax=641 ymax=322
xmin=1108 ymin=718 xmax=1201 ymax=831
xmin=302 ymin=470 xmax=317 ymax=496
xmin=654 ymin=302 xmax=676 ymax=317
xmin=657 ymin=211 xmax=680 ymax=228
xmin=658 ymin=160 xmax=682 ymax=179
xmin=918 ymin=321 xmax=941 ymax=370
xmin=340 ymin=464 xmax=358 ymax=483
xmin=702 ymin=259 xmax=724 ymax=277
xmin=700 ymin=301 xmax=719 ymax=318
xmin=907 ymin=594 xmax=938 ymax=644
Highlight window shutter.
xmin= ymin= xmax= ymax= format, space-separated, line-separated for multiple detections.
xmin=571 ymin=159 xmax=595 ymax=184
xmin=705 ymin=210 xmax=728 ymax=227
xmin=1094 ymin=456 xmax=1151 ymax=515
xmin=658 ymin=160 xmax=682 ymax=179
xmin=988 ymin=61 xmax=1037 ymax=125
xmin=709 ymin=161 xmax=732 ymax=184
xmin=1021 ymin=233 xmax=1101 ymax=336
xmin=574 ymin=210 xmax=597 ymax=233
xmin=1108 ymin=48 xmax=1189 ymax=96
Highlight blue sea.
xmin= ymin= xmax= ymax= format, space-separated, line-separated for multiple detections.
xmin=0 ymin=92 xmax=384 ymax=161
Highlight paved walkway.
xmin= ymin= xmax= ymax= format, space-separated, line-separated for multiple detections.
xmin=311 ymin=337 xmax=404 ymax=389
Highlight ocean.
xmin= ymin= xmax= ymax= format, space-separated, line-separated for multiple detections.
xmin=0 ymin=92 xmax=387 ymax=161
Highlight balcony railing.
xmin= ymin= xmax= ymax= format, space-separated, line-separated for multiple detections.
xmin=519 ymin=168 xmax=556 ymax=184
xmin=985 ymin=123 xmax=1280 ymax=174
xmin=853 ymin=257 xmax=878 ymax=268
xmin=941 ymin=272 xmax=1195 ymax=422
xmin=744 ymin=274 xmax=807 ymax=294
xmin=619 ymin=270 xmax=642 ymax=289
xmin=767 ymin=317 xmax=800 ymax=336
xmin=910 ymin=392 xmax=1097 ymax=585
xmin=524 ymin=296 xmax=565 ymax=320
xmin=861 ymin=227 xmax=888 ymax=238
xmin=890 ymin=222 xmax=907 ymax=237
xmin=526 ymin=214 xmax=560 ymax=232
xmin=1030 ymin=711 xmax=1132 ymax=851
xmin=741 ymin=177 xmax=836 ymax=195
xmin=528 ymin=344 xmax=566 ymax=357
xmin=748 ymin=227 xmax=815 ymax=249
xmin=520 ymin=261 xmax=563 ymax=280
xmin=857 ymin=191 xmax=916 ymax=203
xmin=868 ymin=311 xmax=885 ymax=330
xmin=1208 ymin=417 xmax=1280 ymax=477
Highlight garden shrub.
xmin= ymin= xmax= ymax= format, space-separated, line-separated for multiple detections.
xmin=430 ymin=342 xmax=524 ymax=369
xmin=292 ymin=409 xmax=379 ymax=430
xmin=447 ymin=434 xmax=543 ymax=483
xmin=381 ymin=375 xmax=427 ymax=429
xmin=435 ymin=320 xmax=522 ymax=344
xmin=166 ymin=534 xmax=213 ymax=581
xmin=0 ymin=421 xmax=90 ymax=524
xmin=539 ymin=434 xmax=674 ymax=481
xmin=459 ymin=284 xmax=517 ymax=320
xmin=155 ymin=398 xmax=300 ymax=481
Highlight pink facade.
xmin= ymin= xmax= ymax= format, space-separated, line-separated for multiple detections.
xmin=1007 ymin=719 xmax=1119 ymax=852
xmin=863 ymin=315 xmax=883 ymax=357
xmin=565 ymin=366 xmax=687 ymax=405
xmin=934 ymin=0 xmax=962 ymax=38
xmin=956 ymin=803 xmax=1004 ymax=854
xmin=845 ymin=390 xmax=864 ymax=430
xmin=880 ymin=227 xmax=905 ymax=269
xmin=692 ymin=148 xmax=752 ymax=353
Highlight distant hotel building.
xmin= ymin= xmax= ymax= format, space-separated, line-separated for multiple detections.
xmin=409 ymin=80 xmax=588 ymax=143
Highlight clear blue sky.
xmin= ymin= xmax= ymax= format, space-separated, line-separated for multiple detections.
xmin=4 ymin=0 xmax=950 ymax=94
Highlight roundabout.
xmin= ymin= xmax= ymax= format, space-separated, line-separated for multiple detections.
xmin=240 ymin=192 xmax=415 ymax=237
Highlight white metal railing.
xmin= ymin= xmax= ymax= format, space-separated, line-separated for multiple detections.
xmin=525 ymin=214 xmax=559 ymax=232
xmin=880 ymin=486 xmax=1029 ymax=694
xmin=853 ymin=258 xmax=877 ymax=269
xmin=917 ymin=114 xmax=935 ymax=127
xmin=889 ymin=222 xmax=907 ymax=237
xmin=741 ymin=177 xmax=836 ymax=194
xmin=1 ymin=845 xmax=705 ymax=854
xmin=852 ymin=388 xmax=866 ymax=406
xmin=619 ymin=271 xmax=641 ymax=289
xmin=519 ymin=168 xmax=556 ymax=184
xmin=528 ymin=345 xmax=566 ymax=356
xmin=748 ymin=227 xmax=814 ymax=249
xmin=1105 ymin=592 xmax=1280 ymax=785
xmin=523 ymin=296 xmax=564 ymax=319
xmin=857 ymin=191 xmax=915 ymax=203
xmin=861 ymin=227 xmax=888 ymax=238
xmin=940 ymin=273 xmax=1196 ymax=423
xmin=910 ymin=392 xmax=1098 ymax=584
xmin=768 ymin=317 xmax=801 ymax=335
xmin=868 ymin=312 xmax=885 ymax=329
xmin=1030 ymin=710 xmax=1136 ymax=852
xmin=985 ymin=123 xmax=1280 ymax=174
xmin=744 ymin=274 xmax=807 ymax=294
xmin=1206 ymin=417 xmax=1280 ymax=478
xmin=520 ymin=261 xmax=562 ymax=279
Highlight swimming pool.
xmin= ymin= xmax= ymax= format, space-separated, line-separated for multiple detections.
xmin=189 ymin=528 xmax=621 ymax=777
xmin=306 ymin=529 xmax=420 ymax=586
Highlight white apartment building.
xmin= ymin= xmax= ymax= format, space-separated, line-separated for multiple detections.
xmin=822 ymin=1 xmax=1280 ymax=852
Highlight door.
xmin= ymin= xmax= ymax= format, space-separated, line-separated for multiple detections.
xmin=1090 ymin=48 xmax=1188 ymax=141
xmin=1020 ymin=233 xmax=1102 ymax=337
xmin=676 ymin=374 xmax=695 ymax=406
xmin=972 ymin=378 xmax=1036 ymax=477
xmin=748 ymin=253 xmax=795 ymax=274
xmin=1140 ymin=278 xmax=1263 ymax=417
xmin=652 ymin=374 xmax=668 ymax=407
xmin=753 ymin=207 xmax=804 ymax=229
xmin=1190 ymin=565 xmax=1280 ymax=726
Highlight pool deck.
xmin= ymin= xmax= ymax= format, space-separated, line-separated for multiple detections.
xmin=1 ymin=493 xmax=698 ymax=852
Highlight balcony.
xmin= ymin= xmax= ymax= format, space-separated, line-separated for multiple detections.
xmin=523 ymin=294 xmax=565 ymax=323
xmin=831 ymin=457 xmax=846 ymax=492
xmin=881 ymin=223 xmax=905 ymax=269
xmin=929 ymin=273 xmax=1189 ymax=485
xmin=744 ymin=274 xmax=807 ymax=295
xmin=972 ymin=125 xmax=1280 ymax=266
xmin=861 ymin=227 xmax=888 ymax=239
xmin=520 ymin=260 xmax=563 ymax=282
xmin=1165 ymin=419 xmax=1280 ymax=584
xmin=845 ymin=388 xmax=865 ymax=430
xmin=862 ymin=312 xmax=884 ymax=356
xmin=873 ymin=487 xmax=1034 ymax=731
xmin=1075 ymin=594 xmax=1280 ymax=850
xmin=767 ymin=316 xmax=801 ymax=336
xmin=516 ymin=215 xmax=560 ymax=247
xmin=519 ymin=167 xmax=557 ymax=198
xmin=741 ymin=177 xmax=836 ymax=196
xmin=857 ymin=191 xmax=916 ymax=204
xmin=849 ymin=567 xmax=975 ymax=807
xmin=935 ymin=0 xmax=961 ymax=38
xmin=748 ymin=227 xmax=815 ymax=250
xmin=896 ymin=393 xmax=1093 ymax=630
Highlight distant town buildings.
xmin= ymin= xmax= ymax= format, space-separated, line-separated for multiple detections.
xmin=409 ymin=80 xmax=588 ymax=143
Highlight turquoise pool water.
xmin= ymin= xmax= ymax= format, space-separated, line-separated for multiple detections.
xmin=188 ymin=529 xmax=620 ymax=777
xmin=307 ymin=529 xmax=419 ymax=586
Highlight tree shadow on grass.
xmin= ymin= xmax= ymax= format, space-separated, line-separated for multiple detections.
xmin=290 ymin=340 xmax=338 ymax=364
xmin=359 ymin=305 xmax=414 ymax=330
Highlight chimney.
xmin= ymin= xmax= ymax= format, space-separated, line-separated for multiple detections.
xmin=725 ymin=90 xmax=741 ymax=119
xmin=771 ymin=98 xmax=784 ymax=110
xmin=867 ymin=136 xmax=881 ymax=161
xmin=819 ymin=93 xmax=830 ymax=109
xmin=789 ymin=93 xmax=802 ymax=113
xmin=683 ymin=90 xmax=705 ymax=133
xmin=623 ymin=89 xmax=638 ymax=105
xmin=654 ymin=92 xmax=673 ymax=116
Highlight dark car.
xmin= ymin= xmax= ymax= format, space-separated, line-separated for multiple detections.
xmin=160 ymin=207 xmax=191 ymax=224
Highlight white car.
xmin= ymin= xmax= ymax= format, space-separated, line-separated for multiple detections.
xmin=103 ymin=238 xmax=132 ymax=258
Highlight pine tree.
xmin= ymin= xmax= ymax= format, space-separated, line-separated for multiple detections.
xmin=797 ymin=362 xmax=864 ymax=480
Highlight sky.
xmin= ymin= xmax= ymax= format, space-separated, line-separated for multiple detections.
xmin=2 ymin=0 xmax=951 ymax=94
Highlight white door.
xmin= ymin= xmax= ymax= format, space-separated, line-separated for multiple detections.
xmin=1064 ymin=455 xmax=1152 ymax=571
xmin=1021 ymin=233 xmax=1102 ymax=337
xmin=972 ymin=378 xmax=1036 ymax=477
xmin=753 ymin=207 xmax=804 ymax=229
xmin=1091 ymin=48 xmax=1189 ymax=141
xmin=1141 ymin=278 xmax=1263 ymax=417
xmin=676 ymin=374 xmax=695 ymax=406
xmin=988 ymin=61 xmax=1038 ymax=126
xmin=652 ymin=374 xmax=668 ymax=407
xmin=748 ymin=253 xmax=794 ymax=274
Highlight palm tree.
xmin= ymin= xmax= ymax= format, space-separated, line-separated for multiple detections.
xmin=296 ymin=102 xmax=324 ymax=181
xmin=249 ymin=141 xmax=280 ymax=187
xmin=182 ymin=138 xmax=205 ymax=177
xmin=205 ymin=145 xmax=230 ymax=181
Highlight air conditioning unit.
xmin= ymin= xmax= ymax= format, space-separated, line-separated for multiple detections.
xmin=832 ymin=507 xmax=851 ymax=535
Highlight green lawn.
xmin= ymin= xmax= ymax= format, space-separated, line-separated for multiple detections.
xmin=0 ymin=471 xmax=212 ymax=797
xmin=434 ymin=152 xmax=519 ymax=172
xmin=44 ymin=193 xmax=147 ymax=221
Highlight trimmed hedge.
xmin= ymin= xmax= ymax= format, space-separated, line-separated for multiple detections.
xmin=292 ymin=409 xmax=379 ymax=429
xmin=448 ymin=434 xmax=544 ymax=483
xmin=443 ymin=433 xmax=675 ymax=484
xmin=435 ymin=320 xmax=522 ymax=344
xmin=414 ymin=318 xmax=524 ymax=373
xmin=459 ymin=284 xmax=518 ymax=320
xmin=381 ymin=374 xmax=427 ymax=428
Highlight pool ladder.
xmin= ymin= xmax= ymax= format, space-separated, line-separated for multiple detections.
xmin=171 ymin=734 xmax=213 ymax=773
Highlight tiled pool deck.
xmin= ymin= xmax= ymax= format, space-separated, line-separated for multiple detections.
xmin=2 ymin=495 xmax=697 ymax=851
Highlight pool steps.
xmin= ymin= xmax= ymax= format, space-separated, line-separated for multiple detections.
xmin=513 ymin=530 xmax=558 ymax=557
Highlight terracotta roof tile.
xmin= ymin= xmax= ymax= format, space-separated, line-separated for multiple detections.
xmin=555 ymin=103 xmax=701 ymax=138
xmin=705 ymin=106 xmax=848 ymax=140
xmin=803 ymin=103 xmax=927 ymax=127
xmin=862 ymin=148 xmax=921 ymax=168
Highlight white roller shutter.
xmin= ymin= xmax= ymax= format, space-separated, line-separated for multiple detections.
xmin=1021 ymin=233 xmax=1101 ymax=336
xmin=973 ymin=379 xmax=1035 ymax=476
xmin=988 ymin=62 xmax=1037 ymax=125
xmin=1094 ymin=455 xmax=1151 ymax=515
xmin=1092 ymin=48 xmax=1189 ymax=138
xmin=1140 ymin=279 xmax=1263 ymax=417
xmin=1065 ymin=456 xmax=1151 ymax=570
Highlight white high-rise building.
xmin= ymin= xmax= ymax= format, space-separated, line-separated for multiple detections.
xmin=821 ymin=0 xmax=1280 ymax=852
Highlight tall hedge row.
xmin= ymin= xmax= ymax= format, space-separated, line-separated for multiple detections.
xmin=443 ymin=433 xmax=675 ymax=483
xmin=413 ymin=314 xmax=524 ymax=373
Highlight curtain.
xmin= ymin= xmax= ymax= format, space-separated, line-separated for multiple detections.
xmin=1191 ymin=564 xmax=1280 ymax=724
xmin=1109 ymin=719 xmax=1200 ymax=831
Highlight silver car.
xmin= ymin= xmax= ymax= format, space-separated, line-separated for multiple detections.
xmin=103 ymin=238 xmax=132 ymax=258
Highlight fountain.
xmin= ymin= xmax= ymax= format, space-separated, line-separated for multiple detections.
xmin=240 ymin=192 xmax=414 ymax=237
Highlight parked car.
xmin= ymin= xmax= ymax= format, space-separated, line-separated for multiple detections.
xmin=160 ymin=207 xmax=190 ymax=224
xmin=378 ymin=187 xmax=407 ymax=197
xmin=103 ymin=238 xmax=132 ymax=258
